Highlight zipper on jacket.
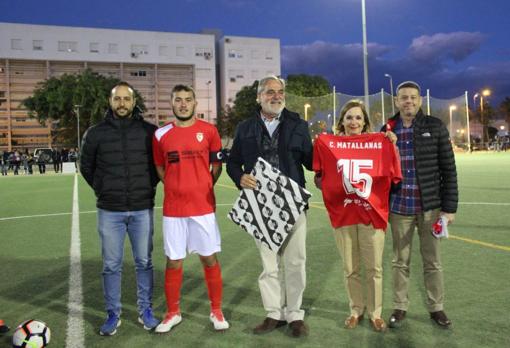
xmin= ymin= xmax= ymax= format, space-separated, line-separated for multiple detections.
xmin=120 ymin=118 xmax=131 ymax=210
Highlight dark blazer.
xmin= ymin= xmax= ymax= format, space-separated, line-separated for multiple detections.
xmin=227 ymin=107 xmax=313 ymax=190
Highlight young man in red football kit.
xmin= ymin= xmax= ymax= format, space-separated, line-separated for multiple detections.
xmin=153 ymin=85 xmax=228 ymax=333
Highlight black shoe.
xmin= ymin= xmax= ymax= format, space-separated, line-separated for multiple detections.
xmin=389 ymin=309 xmax=406 ymax=328
xmin=0 ymin=323 xmax=9 ymax=334
xmin=253 ymin=318 xmax=287 ymax=334
xmin=430 ymin=310 xmax=451 ymax=328
xmin=289 ymin=320 xmax=308 ymax=338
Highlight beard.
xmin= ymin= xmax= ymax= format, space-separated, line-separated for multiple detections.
xmin=173 ymin=105 xmax=195 ymax=122
xmin=113 ymin=107 xmax=132 ymax=118
xmin=261 ymin=100 xmax=285 ymax=116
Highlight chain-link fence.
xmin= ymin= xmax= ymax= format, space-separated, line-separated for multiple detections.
xmin=286 ymin=90 xmax=486 ymax=151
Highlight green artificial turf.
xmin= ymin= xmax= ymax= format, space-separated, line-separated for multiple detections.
xmin=0 ymin=152 xmax=509 ymax=347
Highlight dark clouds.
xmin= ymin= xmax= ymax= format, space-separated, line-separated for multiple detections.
xmin=409 ymin=32 xmax=485 ymax=64
xmin=281 ymin=31 xmax=510 ymax=102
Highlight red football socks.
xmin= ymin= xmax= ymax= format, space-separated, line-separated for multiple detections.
xmin=203 ymin=262 xmax=223 ymax=311
xmin=164 ymin=267 xmax=183 ymax=314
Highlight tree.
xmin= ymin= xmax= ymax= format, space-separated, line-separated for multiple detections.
xmin=22 ymin=69 xmax=145 ymax=146
xmin=218 ymin=81 xmax=259 ymax=142
xmin=286 ymin=74 xmax=331 ymax=97
xmin=500 ymin=97 xmax=510 ymax=131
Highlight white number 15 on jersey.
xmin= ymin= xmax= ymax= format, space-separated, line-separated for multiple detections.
xmin=337 ymin=159 xmax=373 ymax=199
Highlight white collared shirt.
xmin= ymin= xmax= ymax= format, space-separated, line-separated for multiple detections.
xmin=261 ymin=112 xmax=281 ymax=137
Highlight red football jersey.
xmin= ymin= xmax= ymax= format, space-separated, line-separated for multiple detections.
xmin=313 ymin=133 xmax=402 ymax=229
xmin=153 ymin=120 xmax=221 ymax=217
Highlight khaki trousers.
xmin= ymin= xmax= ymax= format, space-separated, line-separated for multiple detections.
xmin=256 ymin=213 xmax=307 ymax=322
xmin=334 ymin=224 xmax=385 ymax=320
xmin=390 ymin=209 xmax=444 ymax=312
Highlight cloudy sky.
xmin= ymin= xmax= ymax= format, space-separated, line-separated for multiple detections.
xmin=1 ymin=0 xmax=509 ymax=104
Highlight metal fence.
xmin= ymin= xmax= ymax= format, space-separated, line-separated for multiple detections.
xmin=286 ymin=89 xmax=499 ymax=151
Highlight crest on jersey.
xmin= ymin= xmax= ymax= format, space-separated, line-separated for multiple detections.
xmin=196 ymin=132 xmax=203 ymax=142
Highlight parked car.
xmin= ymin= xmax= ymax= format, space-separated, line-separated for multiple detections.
xmin=34 ymin=148 xmax=54 ymax=164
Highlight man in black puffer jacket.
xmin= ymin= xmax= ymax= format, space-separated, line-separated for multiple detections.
xmin=381 ymin=81 xmax=458 ymax=329
xmin=80 ymin=82 xmax=160 ymax=336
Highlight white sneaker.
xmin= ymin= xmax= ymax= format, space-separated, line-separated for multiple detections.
xmin=210 ymin=311 xmax=229 ymax=331
xmin=155 ymin=313 xmax=182 ymax=333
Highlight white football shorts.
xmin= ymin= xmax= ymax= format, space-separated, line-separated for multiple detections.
xmin=162 ymin=212 xmax=222 ymax=260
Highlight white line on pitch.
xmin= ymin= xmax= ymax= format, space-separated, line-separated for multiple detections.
xmin=65 ymin=174 xmax=84 ymax=348
xmin=1 ymin=202 xmax=508 ymax=222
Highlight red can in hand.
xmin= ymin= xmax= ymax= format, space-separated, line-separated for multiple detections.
xmin=432 ymin=218 xmax=443 ymax=235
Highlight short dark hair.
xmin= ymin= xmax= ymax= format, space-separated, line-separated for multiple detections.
xmin=171 ymin=84 xmax=196 ymax=100
xmin=110 ymin=81 xmax=135 ymax=97
xmin=396 ymin=81 xmax=421 ymax=94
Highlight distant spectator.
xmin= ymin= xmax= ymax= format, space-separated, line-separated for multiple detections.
xmin=62 ymin=147 xmax=69 ymax=162
xmin=27 ymin=152 xmax=34 ymax=175
xmin=22 ymin=150 xmax=29 ymax=175
xmin=37 ymin=152 xmax=46 ymax=174
xmin=1 ymin=151 xmax=8 ymax=176
xmin=12 ymin=150 xmax=21 ymax=175
xmin=53 ymin=148 xmax=62 ymax=173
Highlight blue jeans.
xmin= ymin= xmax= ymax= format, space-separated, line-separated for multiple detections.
xmin=97 ymin=208 xmax=154 ymax=316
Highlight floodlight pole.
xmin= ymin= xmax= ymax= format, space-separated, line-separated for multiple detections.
xmin=361 ymin=0 xmax=370 ymax=111
xmin=384 ymin=73 xmax=395 ymax=115
xmin=465 ymin=92 xmax=471 ymax=152
xmin=74 ymin=104 xmax=82 ymax=152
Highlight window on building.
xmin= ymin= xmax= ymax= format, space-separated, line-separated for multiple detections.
xmin=176 ymin=46 xmax=186 ymax=57
xmin=11 ymin=39 xmax=22 ymax=50
xmin=131 ymin=44 xmax=148 ymax=58
xmin=159 ymin=45 xmax=169 ymax=56
xmin=130 ymin=70 xmax=147 ymax=77
xmin=265 ymin=51 xmax=273 ymax=60
xmin=195 ymin=47 xmax=213 ymax=60
xmin=33 ymin=40 xmax=43 ymax=51
xmin=228 ymin=69 xmax=244 ymax=80
xmin=89 ymin=42 xmax=99 ymax=53
xmin=251 ymin=50 xmax=261 ymax=59
xmin=228 ymin=49 xmax=243 ymax=59
xmin=58 ymin=41 xmax=78 ymax=52
xmin=252 ymin=70 xmax=259 ymax=79
xmin=108 ymin=43 xmax=118 ymax=54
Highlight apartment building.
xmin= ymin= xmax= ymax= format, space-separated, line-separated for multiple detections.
xmin=0 ymin=22 xmax=218 ymax=150
xmin=218 ymin=35 xmax=280 ymax=107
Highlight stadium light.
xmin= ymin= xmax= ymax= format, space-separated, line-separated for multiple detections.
xmin=384 ymin=73 xmax=395 ymax=115
xmin=449 ymin=105 xmax=457 ymax=137
xmin=304 ymin=103 xmax=311 ymax=121
xmin=479 ymin=89 xmax=491 ymax=145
